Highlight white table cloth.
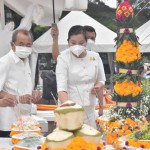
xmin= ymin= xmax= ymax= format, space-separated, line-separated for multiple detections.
xmin=0 ymin=138 xmax=12 ymax=150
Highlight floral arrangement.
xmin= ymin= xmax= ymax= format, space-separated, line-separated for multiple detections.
xmin=97 ymin=117 xmax=148 ymax=145
xmin=39 ymin=137 xmax=104 ymax=150
xmin=110 ymin=0 xmax=147 ymax=121
xmin=122 ymin=124 xmax=150 ymax=149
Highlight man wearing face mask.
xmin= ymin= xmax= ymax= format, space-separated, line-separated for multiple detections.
xmin=51 ymin=24 xmax=97 ymax=61
xmin=0 ymin=29 xmax=41 ymax=137
xmin=84 ymin=25 xmax=96 ymax=51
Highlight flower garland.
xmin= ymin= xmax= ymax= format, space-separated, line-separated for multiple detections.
xmin=96 ymin=118 xmax=148 ymax=145
xmin=40 ymin=137 xmax=104 ymax=150
xmin=116 ymin=40 xmax=141 ymax=64
xmin=125 ymin=139 xmax=150 ymax=148
xmin=114 ymin=80 xmax=142 ymax=97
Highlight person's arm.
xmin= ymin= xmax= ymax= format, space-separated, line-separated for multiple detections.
xmin=51 ymin=23 xmax=60 ymax=61
xmin=56 ymin=55 xmax=68 ymax=104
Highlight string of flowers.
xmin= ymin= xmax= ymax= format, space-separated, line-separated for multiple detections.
xmin=40 ymin=137 xmax=104 ymax=150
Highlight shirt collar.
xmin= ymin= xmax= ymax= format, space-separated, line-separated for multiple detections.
xmin=9 ymin=49 xmax=28 ymax=64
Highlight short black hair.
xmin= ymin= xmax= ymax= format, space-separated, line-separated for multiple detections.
xmin=12 ymin=29 xmax=33 ymax=43
xmin=84 ymin=25 xmax=96 ymax=37
xmin=68 ymin=25 xmax=87 ymax=41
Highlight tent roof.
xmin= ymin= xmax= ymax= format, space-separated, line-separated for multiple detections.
xmin=136 ymin=20 xmax=150 ymax=52
xmin=33 ymin=11 xmax=117 ymax=53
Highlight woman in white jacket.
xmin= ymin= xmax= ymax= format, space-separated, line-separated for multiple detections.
xmin=56 ymin=25 xmax=106 ymax=128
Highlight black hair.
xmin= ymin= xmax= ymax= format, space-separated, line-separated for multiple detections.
xmin=12 ymin=29 xmax=33 ymax=43
xmin=67 ymin=25 xmax=87 ymax=42
xmin=84 ymin=25 xmax=96 ymax=37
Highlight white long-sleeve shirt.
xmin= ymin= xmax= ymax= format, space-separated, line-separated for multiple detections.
xmin=56 ymin=49 xmax=106 ymax=106
xmin=0 ymin=50 xmax=32 ymax=131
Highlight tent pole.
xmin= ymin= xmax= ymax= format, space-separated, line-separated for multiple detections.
xmin=0 ymin=0 xmax=5 ymax=29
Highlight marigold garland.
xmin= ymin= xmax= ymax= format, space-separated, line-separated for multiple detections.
xmin=40 ymin=137 xmax=104 ymax=150
xmin=116 ymin=40 xmax=141 ymax=64
xmin=114 ymin=80 xmax=142 ymax=97
xmin=126 ymin=139 xmax=150 ymax=148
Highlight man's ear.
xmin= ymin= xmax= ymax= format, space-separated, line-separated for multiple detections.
xmin=11 ymin=42 xmax=15 ymax=51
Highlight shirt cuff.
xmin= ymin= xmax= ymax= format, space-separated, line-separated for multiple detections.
xmin=99 ymin=81 xmax=105 ymax=85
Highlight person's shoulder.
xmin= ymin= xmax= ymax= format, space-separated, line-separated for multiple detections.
xmin=60 ymin=48 xmax=70 ymax=55
xmin=0 ymin=52 xmax=11 ymax=63
xmin=87 ymin=50 xmax=100 ymax=58
xmin=59 ymin=49 xmax=70 ymax=59
xmin=0 ymin=51 xmax=14 ymax=67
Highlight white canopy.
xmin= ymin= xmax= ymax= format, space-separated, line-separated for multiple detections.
xmin=136 ymin=20 xmax=150 ymax=53
xmin=33 ymin=11 xmax=116 ymax=53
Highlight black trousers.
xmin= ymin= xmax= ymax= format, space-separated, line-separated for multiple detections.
xmin=0 ymin=131 xmax=10 ymax=137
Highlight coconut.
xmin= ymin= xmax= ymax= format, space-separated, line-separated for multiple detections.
xmin=46 ymin=130 xmax=74 ymax=149
xmin=54 ymin=101 xmax=84 ymax=131
xmin=74 ymin=124 xmax=101 ymax=144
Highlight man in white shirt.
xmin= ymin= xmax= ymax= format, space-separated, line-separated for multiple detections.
xmin=0 ymin=29 xmax=41 ymax=137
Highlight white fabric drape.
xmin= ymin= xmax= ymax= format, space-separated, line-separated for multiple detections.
xmin=4 ymin=0 xmax=88 ymax=26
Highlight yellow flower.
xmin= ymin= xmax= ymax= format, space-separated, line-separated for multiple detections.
xmin=116 ymin=40 xmax=141 ymax=64
xmin=114 ymin=80 xmax=142 ymax=97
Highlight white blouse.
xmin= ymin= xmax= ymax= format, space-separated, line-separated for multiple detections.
xmin=56 ymin=49 xmax=106 ymax=106
xmin=0 ymin=50 xmax=32 ymax=131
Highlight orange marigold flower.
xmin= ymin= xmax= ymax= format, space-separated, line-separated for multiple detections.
xmin=118 ymin=130 xmax=124 ymax=136
xmin=114 ymin=80 xmax=142 ymax=97
xmin=124 ymin=129 xmax=132 ymax=135
xmin=116 ymin=40 xmax=141 ymax=64
xmin=122 ymin=125 xmax=129 ymax=131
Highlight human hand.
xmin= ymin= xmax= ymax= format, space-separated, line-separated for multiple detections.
xmin=19 ymin=94 xmax=33 ymax=104
xmin=32 ymin=90 xmax=42 ymax=103
xmin=0 ymin=92 xmax=16 ymax=107
xmin=91 ymin=82 xmax=104 ymax=95
xmin=98 ymin=109 xmax=103 ymax=116
xmin=51 ymin=23 xmax=59 ymax=41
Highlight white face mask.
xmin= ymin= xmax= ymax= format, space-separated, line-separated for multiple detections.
xmin=70 ymin=45 xmax=85 ymax=57
xmin=15 ymin=46 xmax=32 ymax=58
xmin=86 ymin=39 xmax=95 ymax=51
